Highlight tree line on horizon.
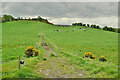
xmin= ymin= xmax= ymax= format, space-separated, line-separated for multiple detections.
xmin=72 ymin=23 xmax=120 ymax=33
xmin=1 ymin=14 xmax=53 ymax=25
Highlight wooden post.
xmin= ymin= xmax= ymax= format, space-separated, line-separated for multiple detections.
xmin=18 ymin=56 xmax=20 ymax=70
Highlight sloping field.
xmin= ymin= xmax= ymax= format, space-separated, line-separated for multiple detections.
xmin=2 ymin=21 xmax=118 ymax=78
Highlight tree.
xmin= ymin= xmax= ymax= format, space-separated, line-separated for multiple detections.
xmin=96 ymin=26 xmax=101 ymax=29
xmin=38 ymin=16 xmax=43 ymax=21
xmin=87 ymin=24 xmax=90 ymax=27
xmin=18 ymin=17 xmax=20 ymax=20
xmin=2 ymin=14 xmax=15 ymax=22
xmin=82 ymin=24 xmax=86 ymax=26
xmin=28 ymin=18 xmax=31 ymax=21
xmin=103 ymin=26 xmax=108 ymax=30
xmin=45 ymin=19 xmax=48 ymax=22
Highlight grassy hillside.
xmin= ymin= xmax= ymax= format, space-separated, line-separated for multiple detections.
xmin=2 ymin=21 xmax=118 ymax=78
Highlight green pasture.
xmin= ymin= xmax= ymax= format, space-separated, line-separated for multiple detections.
xmin=2 ymin=21 xmax=118 ymax=78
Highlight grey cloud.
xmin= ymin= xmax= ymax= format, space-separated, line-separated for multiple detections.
xmin=2 ymin=2 xmax=118 ymax=18
xmin=1 ymin=2 xmax=118 ymax=27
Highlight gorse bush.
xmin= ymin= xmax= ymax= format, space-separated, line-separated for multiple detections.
xmin=83 ymin=52 xmax=96 ymax=59
xmin=25 ymin=46 xmax=35 ymax=57
xmin=90 ymin=55 xmax=96 ymax=59
xmin=34 ymin=50 xmax=39 ymax=56
xmin=25 ymin=46 xmax=39 ymax=57
xmin=99 ymin=56 xmax=107 ymax=61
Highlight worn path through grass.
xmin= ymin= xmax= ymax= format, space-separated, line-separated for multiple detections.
xmin=35 ymin=35 xmax=88 ymax=78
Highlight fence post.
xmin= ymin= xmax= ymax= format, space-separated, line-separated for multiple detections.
xmin=18 ymin=56 xmax=20 ymax=70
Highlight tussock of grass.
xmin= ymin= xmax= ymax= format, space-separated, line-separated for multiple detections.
xmin=50 ymin=53 xmax=55 ymax=57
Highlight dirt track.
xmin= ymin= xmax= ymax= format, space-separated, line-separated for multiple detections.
xmin=35 ymin=36 xmax=88 ymax=78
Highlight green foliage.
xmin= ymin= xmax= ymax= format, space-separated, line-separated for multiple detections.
xmin=87 ymin=24 xmax=90 ymax=27
xmin=103 ymin=26 xmax=115 ymax=32
xmin=2 ymin=21 xmax=118 ymax=78
xmin=2 ymin=14 xmax=15 ymax=22
xmin=72 ymin=22 xmax=82 ymax=26
xmin=38 ymin=16 xmax=43 ymax=21
xmin=50 ymin=53 xmax=55 ymax=57
xmin=43 ymin=58 xmax=47 ymax=60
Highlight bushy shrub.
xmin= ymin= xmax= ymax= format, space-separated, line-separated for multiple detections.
xmin=83 ymin=52 xmax=95 ymax=59
xmin=25 ymin=46 xmax=39 ymax=57
xmin=34 ymin=50 xmax=39 ymax=56
xmin=25 ymin=46 xmax=35 ymax=57
xmin=99 ymin=56 xmax=107 ymax=61
xmin=90 ymin=55 xmax=96 ymax=59
xmin=84 ymin=53 xmax=89 ymax=57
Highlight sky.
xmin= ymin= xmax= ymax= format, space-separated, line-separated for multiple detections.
xmin=1 ymin=0 xmax=119 ymax=28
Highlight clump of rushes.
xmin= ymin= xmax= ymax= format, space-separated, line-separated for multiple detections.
xmin=34 ymin=50 xmax=39 ymax=56
xmin=25 ymin=46 xmax=35 ymax=57
xmin=99 ymin=56 xmax=107 ymax=61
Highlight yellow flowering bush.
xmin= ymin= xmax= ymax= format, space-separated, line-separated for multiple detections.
xmin=88 ymin=52 xmax=92 ymax=55
xmin=34 ymin=50 xmax=39 ymax=56
xmin=99 ymin=56 xmax=107 ymax=61
xmin=90 ymin=55 xmax=96 ymax=59
xmin=83 ymin=52 xmax=95 ymax=59
xmin=26 ymin=46 xmax=35 ymax=51
xmin=84 ymin=53 xmax=89 ymax=57
xmin=25 ymin=46 xmax=35 ymax=57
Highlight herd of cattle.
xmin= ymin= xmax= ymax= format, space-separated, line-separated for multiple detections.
xmin=53 ymin=27 xmax=87 ymax=32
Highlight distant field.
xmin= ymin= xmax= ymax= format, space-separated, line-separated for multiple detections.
xmin=2 ymin=21 xmax=118 ymax=78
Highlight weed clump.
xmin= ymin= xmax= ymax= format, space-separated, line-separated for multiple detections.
xmin=50 ymin=53 xmax=55 ymax=57
xmin=99 ymin=56 xmax=107 ymax=61
xmin=43 ymin=58 xmax=47 ymax=60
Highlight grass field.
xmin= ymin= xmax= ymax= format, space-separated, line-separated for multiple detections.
xmin=2 ymin=21 xmax=118 ymax=78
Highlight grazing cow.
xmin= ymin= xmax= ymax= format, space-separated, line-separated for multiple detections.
xmin=57 ymin=30 xmax=59 ymax=32
xmin=79 ymin=28 xmax=81 ymax=29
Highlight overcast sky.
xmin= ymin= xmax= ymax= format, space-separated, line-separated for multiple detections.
xmin=1 ymin=1 xmax=119 ymax=28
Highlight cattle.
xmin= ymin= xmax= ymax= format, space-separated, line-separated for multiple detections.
xmin=57 ymin=30 xmax=59 ymax=32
